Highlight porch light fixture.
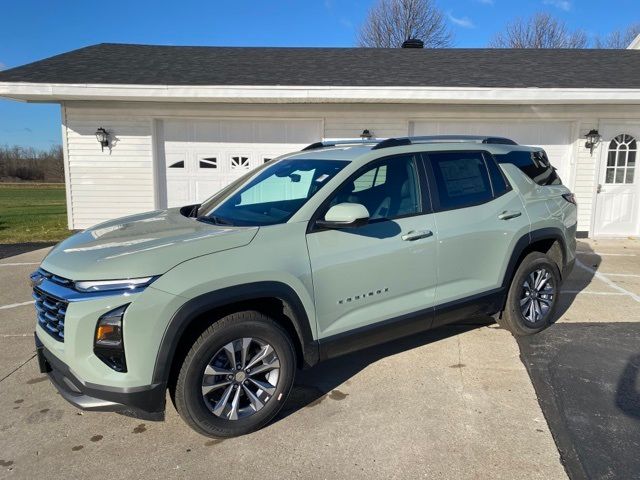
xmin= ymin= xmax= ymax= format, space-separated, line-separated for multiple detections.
xmin=360 ymin=129 xmax=373 ymax=139
xmin=95 ymin=127 xmax=110 ymax=151
xmin=585 ymin=129 xmax=601 ymax=155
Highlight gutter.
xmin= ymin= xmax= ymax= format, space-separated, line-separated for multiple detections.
xmin=1 ymin=83 xmax=640 ymax=105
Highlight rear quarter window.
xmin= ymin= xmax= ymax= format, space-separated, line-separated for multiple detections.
xmin=495 ymin=150 xmax=562 ymax=186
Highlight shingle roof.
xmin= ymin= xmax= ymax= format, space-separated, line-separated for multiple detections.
xmin=0 ymin=43 xmax=639 ymax=89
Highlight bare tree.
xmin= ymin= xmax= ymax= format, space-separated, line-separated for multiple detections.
xmin=0 ymin=144 xmax=64 ymax=182
xmin=489 ymin=12 xmax=588 ymax=48
xmin=595 ymin=23 xmax=640 ymax=49
xmin=358 ymin=0 xmax=453 ymax=48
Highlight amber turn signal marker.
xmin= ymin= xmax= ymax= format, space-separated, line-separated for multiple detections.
xmin=96 ymin=324 xmax=115 ymax=342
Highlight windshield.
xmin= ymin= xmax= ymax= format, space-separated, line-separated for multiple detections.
xmin=197 ymin=159 xmax=348 ymax=226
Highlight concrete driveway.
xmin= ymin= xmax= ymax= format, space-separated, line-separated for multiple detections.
xmin=1 ymin=239 xmax=638 ymax=479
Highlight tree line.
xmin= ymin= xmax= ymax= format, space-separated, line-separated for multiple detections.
xmin=359 ymin=0 xmax=640 ymax=49
xmin=0 ymin=145 xmax=64 ymax=183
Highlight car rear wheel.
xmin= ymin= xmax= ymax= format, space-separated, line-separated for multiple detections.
xmin=174 ymin=311 xmax=296 ymax=437
xmin=498 ymin=251 xmax=561 ymax=336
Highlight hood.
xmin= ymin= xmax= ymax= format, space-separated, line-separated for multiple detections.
xmin=41 ymin=209 xmax=258 ymax=280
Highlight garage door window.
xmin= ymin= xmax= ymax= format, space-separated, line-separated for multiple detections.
xmin=428 ymin=152 xmax=493 ymax=210
xmin=169 ymin=160 xmax=184 ymax=168
xmin=606 ymin=134 xmax=636 ymax=184
xmin=231 ymin=156 xmax=250 ymax=170
xmin=199 ymin=157 xmax=217 ymax=169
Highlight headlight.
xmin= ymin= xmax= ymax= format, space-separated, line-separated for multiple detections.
xmin=94 ymin=304 xmax=128 ymax=372
xmin=75 ymin=276 xmax=157 ymax=293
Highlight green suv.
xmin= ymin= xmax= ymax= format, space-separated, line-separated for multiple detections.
xmin=32 ymin=136 xmax=576 ymax=437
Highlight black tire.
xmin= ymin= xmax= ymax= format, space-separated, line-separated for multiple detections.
xmin=174 ymin=310 xmax=296 ymax=438
xmin=498 ymin=251 xmax=561 ymax=336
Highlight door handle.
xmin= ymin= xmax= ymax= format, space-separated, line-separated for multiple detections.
xmin=401 ymin=230 xmax=433 ymax=241
xmin=498 ymin=210 xmax=522 ymax=220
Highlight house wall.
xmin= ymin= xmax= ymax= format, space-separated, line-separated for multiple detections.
xmin=62 ymin=101 xmax=640 ymax=233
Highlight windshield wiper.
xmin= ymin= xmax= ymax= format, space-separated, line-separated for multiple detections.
xmin=197 ymin=215 xmax=234 ymax=226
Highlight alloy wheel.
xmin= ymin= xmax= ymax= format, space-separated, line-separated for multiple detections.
xmin=520 ymin=268 xmax=555 ymax=324
xmin=201 ymin=337 xmax=281 ymax=420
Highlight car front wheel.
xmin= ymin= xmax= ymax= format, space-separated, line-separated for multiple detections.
xmin=174 ymin=310 xmax=296 ymax=437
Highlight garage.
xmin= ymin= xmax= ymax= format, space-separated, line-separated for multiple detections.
xmin=410 ymin=120 xmax=574 ymax=182
xmin=2 ymin=44 xmax=640 ymax=235
xmin=162 ymin=118 xmax=322 ymax=207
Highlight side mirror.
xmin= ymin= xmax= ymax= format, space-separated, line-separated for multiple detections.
xmin=316 ymin=203 xmax=370 ymax=229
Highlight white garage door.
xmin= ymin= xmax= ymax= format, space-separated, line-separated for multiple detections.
xmin=163 ymin=118 xmax=322 ymax=207
xmin=410 ymin=120 xmax=572 ymax=182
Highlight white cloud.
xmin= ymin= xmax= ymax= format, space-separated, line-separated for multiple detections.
xmin=543 ymin=0 xmax=571 ymax=11
xmin=448 ymin=12 xmax=475 ymax=28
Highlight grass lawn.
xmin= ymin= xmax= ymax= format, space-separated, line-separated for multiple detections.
xmin=0 ymin=183 xmax=70 ymax=244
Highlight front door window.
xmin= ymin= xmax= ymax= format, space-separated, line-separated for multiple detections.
xmin=605 ymin=134 xmax=636 ymax=184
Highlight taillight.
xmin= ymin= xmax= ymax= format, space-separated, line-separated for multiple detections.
xmin=562 ymin=193 xmax=577 ymax=205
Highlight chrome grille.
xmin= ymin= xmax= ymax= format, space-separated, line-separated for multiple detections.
xmin=33 ymin=287 xmax=67 ymax=342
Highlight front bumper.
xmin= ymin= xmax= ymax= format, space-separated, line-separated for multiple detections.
xmin=35 ymin=333 xmax=165 ymax=413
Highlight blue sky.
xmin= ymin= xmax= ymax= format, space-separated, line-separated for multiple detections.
xmin=0 ymin=0 xmax=637 ymax=149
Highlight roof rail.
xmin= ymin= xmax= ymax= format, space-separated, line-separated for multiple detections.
xmin=372 ymin=135 xmax=517 ymax=149
xmin=302 ymin=138 xmax=381 ymax=151
xmin=303 ymin=135 xmax=518 ymax=152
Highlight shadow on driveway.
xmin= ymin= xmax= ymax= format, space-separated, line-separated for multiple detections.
xmin=279 ymin=320 xmax=491 ymax=421
xmin=0 ymin=243 xmax=55 ymax=260
xmin=519 ymin=323 xmax=640 ymax=480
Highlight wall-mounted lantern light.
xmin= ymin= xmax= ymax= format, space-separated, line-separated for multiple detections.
xmin=360 ymin=129 xmax=373 ymax=140
xmin=95 ymin=127 xmax=110 ymax=151
xmin=585 ymin=129 xmax=601 ymax=156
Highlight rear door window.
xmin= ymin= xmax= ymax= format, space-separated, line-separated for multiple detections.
xmin=426 ymin=151 xmax=493 ymax=210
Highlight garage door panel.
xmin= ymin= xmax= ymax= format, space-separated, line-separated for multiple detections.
xmin=195 ymin=180 xmax=225 ymax=203
xmin=163 ymin=119 xmax=321 ymax=208
xmin=411 ymin=120 xmax=572 ymax=182
xmin=164 ymin=120 xmax=193 ymax=142
xmin=167 ymin=180 xmax=190 ymax=207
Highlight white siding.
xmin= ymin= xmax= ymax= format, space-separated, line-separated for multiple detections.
xmin=63 ymin=105 xmax=154 ymax=229
xmin=573 ymin=121 xmax=599 ymax=232
xmin=62 ymin=101 xmax=640 ymax=234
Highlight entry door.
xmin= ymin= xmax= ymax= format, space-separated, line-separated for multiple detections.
xmin=306 ymin=154 xmax=438 ymax=339
xmin=594 ymin=125 xmax=640 ymax=237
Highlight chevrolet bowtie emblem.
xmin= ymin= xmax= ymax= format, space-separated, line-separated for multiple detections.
xmin=30 ymin=272 xmax=44 ymax=288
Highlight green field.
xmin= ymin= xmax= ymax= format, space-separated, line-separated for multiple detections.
xmin=0 ymin=183 xmax=70 ymax=244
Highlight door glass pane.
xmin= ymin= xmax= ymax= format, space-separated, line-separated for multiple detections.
xmin=327 ymin=156 xmax=420 ymax=220
xmin=353 ymin=168 xmax=377 ymax=192
xmin=617 ymin=150 xmax=627 ymax=167
xmin=605 ymin=168 xmax=615 ymax=183
xmin=607 ymin=151 xmax=616 ymax=166
xmin=615 ymin=168 xmax=625 ymax=183
xmin=626 ymin=168 xmax=635 ymax=184
xmin=628 ymin=150 xmax=636 ymax=168
xmin=429 ymin=152 xmax=493 ymax=210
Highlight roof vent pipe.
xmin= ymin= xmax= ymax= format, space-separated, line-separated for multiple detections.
xmin=401 ymin=38 xmax=424 ymax=48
